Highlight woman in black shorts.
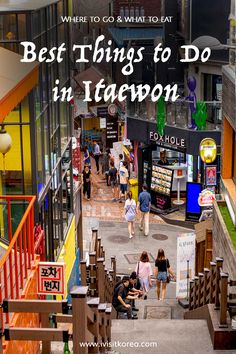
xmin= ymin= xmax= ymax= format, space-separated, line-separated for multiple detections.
xmin=154 ymin=248 xmax=175 ymax=302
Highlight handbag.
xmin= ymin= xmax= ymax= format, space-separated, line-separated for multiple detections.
xmin=166 ymin=259 xmax=170 ymax=283
xmin=136 ymin=262 xmax=141 ymax=290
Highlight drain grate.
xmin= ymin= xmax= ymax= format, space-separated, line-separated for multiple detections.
xmin=152 ymin=234 xmax=168 ymax=241
xmin=124 ymin=253 xmax=155 ymax=264
xmin=144 ymin=305 xmax=171 ymax=319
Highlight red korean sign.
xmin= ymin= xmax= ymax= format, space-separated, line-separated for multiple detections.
xmin=38 ymin=262 xmax=65 ymax=295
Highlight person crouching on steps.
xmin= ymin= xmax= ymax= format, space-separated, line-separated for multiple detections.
xmin=112 ymin=276 xmax=138 ymax=319
xmin=154 ymin=248 xmax=175 ymax=302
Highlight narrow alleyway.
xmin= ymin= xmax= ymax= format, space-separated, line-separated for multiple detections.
xmin=82 ymin=159 xmax=192 ymax=305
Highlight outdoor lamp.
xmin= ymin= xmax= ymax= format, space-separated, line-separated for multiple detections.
xmin=192 ymin=35 xmax=236 ymax=65
xmin=0 ymin=126 xmax=12 ymax=155
xmin=192 ymin=36 xmax=226 ymax=50
xmin=0 ymin=126 xmax=12 ymax=172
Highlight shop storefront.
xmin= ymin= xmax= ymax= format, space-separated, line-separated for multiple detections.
xmin=127 ymin=118 xmax=221 ymax=210
xmin=0 ymin=0 xmax=79 ymax=263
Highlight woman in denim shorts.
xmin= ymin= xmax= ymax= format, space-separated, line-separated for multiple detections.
xmin=154 ymin=249 xmax=175 ymax=302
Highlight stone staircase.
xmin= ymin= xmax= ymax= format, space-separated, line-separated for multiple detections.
xmin=111 ymin=319 xmax=215 ymax=354
xmin=110 ymin=294 xmax=231 ymax=354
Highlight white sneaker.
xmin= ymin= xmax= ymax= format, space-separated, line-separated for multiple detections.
xmin=129 ymin=235 xmax=133 ymax=239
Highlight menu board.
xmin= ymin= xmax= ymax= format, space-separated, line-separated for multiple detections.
xmin=151 ymin=164 xmax=173 ymax=196
xmin=143 ymin=161 xmax=149 ymax=183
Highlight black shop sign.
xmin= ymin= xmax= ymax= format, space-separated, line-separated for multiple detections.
xmin=97 ymin=107 xmax=118 ymax=148
xmin=149 ymin=131 xmax=186 ymax=149
xmin=106 ymin=114 xmax=118 ymax=148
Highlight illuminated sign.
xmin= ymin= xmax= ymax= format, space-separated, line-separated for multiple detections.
xmin=199 ymin=138 xmax=217 ymax=164
xmin=198 ymin=189 xmax=215 ymax=207
xmin=150 ymin=132 xmax=186 ymax=148
xmin=38 ymin=262 xmax=65 ymax=295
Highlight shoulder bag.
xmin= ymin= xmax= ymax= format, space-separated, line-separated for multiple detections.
xmin=166 ymin=259 xmax=170 ymax=283
xmin=136 ymin=261 xmax=141 ymax=290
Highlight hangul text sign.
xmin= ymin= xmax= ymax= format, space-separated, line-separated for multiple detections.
xmin=38 ymin=262 xmax=65 ymax=295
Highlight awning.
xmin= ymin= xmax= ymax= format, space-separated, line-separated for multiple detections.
xmin=0 ymin=47 xmax=39 ymax=123
xmin=109 ymin=27 xmax=163 ymax=47
xmin=74 ymin=66 xmax=104 ymax=93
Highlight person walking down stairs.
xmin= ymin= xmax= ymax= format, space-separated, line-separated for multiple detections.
xmin=154 ymin=248 xmax=176 ymax=302
xmin=135 ymin=251 xmax=153 ymax=300
xmin=124 ymin=191 xmax=137 ymax=239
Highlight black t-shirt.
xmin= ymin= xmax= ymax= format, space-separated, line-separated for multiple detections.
xmin=155 ymin=258 xmax=170 ymax=272
xmin=109 ymin=167 xmax=117 ymax=182
xmin=112 ymin=283 xmax=128 ymax=307
xmin=83 ymin=170 xmax=91 ymax=183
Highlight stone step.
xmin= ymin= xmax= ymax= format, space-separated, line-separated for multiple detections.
xmin=111 ymin=319 xmax=216 ymax=354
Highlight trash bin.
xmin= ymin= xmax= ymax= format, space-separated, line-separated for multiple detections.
xmin=129 ymin=178 xmax=139 ymax=203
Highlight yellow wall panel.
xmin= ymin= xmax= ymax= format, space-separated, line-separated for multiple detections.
xmin=57 ymin=216 xmax=76 ymax=299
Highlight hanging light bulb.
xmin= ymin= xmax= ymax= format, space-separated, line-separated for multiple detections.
xmin=0 ymin=126 xmax=12 ymax=173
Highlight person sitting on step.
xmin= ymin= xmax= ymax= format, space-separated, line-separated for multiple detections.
xmin=112 ymin=276 xmax=139 ymax=319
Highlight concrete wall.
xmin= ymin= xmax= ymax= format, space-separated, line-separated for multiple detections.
xmin=187 ymin=63 xmax=223 ymax=100
xmin=212 ymin=201 xmax=236 ymax=279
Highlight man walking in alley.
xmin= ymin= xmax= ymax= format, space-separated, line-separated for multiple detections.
xmin=93 ymin=141 xmax=101 ymax=174
xmin=138 ymin=185 xmax=151 ymax=237
xmin=119 ymin=161 xmax=129 ymax=202
xmin=108 ymin=160 xmax=118 ymax=201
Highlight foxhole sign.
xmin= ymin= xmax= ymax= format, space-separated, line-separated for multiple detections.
xmin=38 ymin=262 xmax=65 ymax=295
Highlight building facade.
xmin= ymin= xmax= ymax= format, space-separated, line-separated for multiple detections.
xmin=0 ymin=0 xmax=82 ymax=292
xmin=212 ymin=0 xmax=236 ymax=278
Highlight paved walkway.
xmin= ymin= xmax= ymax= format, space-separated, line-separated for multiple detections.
xmin=111 ymin=319 xmax=235 ymax=354
xmin=82 ymin=159 xmax=194 ymax=302
xmin=82 ymin=159 xmax=165 ymax=223
xmin=51 ymin=159 xmax=224 ymax=353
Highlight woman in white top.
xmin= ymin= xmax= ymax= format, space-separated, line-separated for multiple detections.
xmin=124 ymin=191 xmax=136 ymax=239
xmin=135 ymin=251 xmax=153 ymax=299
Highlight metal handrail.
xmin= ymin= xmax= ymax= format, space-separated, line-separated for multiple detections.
xmin=0 ymin=195 xmax=36 ymax=328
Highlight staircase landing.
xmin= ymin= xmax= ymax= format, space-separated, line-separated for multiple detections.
xmin=111 ymin=319 xmax=226 ymax=354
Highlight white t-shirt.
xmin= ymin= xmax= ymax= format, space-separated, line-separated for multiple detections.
xmin=119 ymin=166 xmax=128 ymax=184
xmin=124 ymin=198 xmax=136 ymax=209
xmin=124 ymin=199 xmax=136 ymax=221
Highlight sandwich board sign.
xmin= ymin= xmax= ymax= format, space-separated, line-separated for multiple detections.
xmin=176 ymin=233 xmax=196 ymax=299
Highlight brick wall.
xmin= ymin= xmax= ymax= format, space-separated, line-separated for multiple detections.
xmin=212 ymin=201 xmax=236 ymax=279
xmin=113 ymin=0 xmax=162 ymax=17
